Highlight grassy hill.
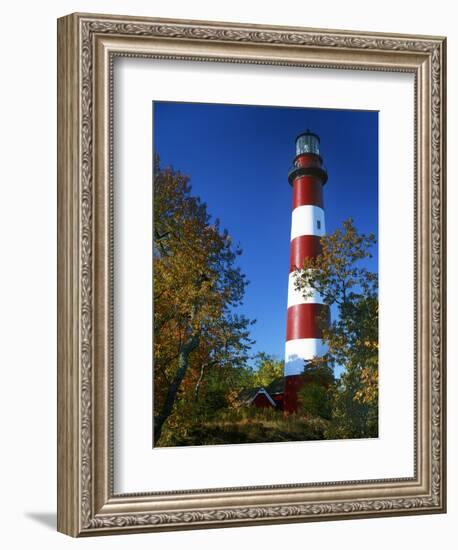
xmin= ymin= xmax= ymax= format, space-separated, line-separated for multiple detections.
xmin=156 ymin=407 xmax=329 ymax=447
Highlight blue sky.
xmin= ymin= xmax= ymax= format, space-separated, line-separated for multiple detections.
xmin=153 ymin=102 xmax=378 ymax=363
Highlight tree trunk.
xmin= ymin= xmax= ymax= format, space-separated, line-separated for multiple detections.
xmin=154 ymin=334 xmax=199 ymax=445
xmin=194 ymin=363 xmax=207 ymax=402
xmin=194 ymin=360 xmax=217 ymax=402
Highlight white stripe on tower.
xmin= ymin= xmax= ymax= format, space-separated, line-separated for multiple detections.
xmin=286 ymin=272 xmax=323 ymax=307
xmin=290 ymin=205 xmax=326 ymax=240
xmin=284 ymin=338 xmax=328 ymax=376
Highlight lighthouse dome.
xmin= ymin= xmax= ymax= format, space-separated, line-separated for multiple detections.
xmin=295 ymin=130 xmax=320 ymax=156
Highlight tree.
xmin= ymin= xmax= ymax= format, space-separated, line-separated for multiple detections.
xmin=153 ymin=156 xmax=254 ymax=444
xmin=297 ymin=361 xmax=334 ymax=419
xmin=251 ymin=352 xmax=283 ymax=388
xmin=293 ymin=218 xmax=378 ymax=438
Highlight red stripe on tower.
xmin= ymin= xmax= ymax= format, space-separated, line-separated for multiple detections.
xmin=293 ymin=176 xmax=324 ymax=209
xmin=284 ymin=130 xmax=330 ymax=414
xmin=286 ymin=303 xmax=330 ymax=340
xmin=289 ymin=235 xmax=322 ymax=272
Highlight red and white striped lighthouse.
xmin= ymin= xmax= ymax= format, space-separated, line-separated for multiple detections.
xmin=284 ymin=130 xmax=330 ymax=414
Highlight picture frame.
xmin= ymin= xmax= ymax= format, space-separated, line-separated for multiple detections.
xmin=57 ymin=12 xmax=446 ymax=536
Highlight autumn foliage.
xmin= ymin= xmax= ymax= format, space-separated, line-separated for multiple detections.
xmin=153 ymin=156 xmax=254 ymax=444
xmin=294 ymin=218 xmax=379 ymax=438
xmin=153 ymin=158 xmax=379 ymax=446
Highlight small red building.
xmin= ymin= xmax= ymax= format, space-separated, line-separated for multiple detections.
xmin=238 ymin=378 xmax=285 ymax=411
xmin=251 ymin=389 xmax=276 ymax=408
xmin=239 ymin=370 xmax=332 ymax=414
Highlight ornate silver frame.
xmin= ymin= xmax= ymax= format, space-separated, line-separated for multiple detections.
xmin=57 ymin=13 xmax=446 ymax=536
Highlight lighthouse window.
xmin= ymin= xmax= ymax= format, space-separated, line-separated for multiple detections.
xmin=317 ymin=220 xmax=321 ymax=230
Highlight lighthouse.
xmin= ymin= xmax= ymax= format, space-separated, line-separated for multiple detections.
xmin=284 ymin=130 xmax=330 ymax=414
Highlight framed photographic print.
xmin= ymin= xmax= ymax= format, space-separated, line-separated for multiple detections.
xmin=57 ymin=13 xmax=446 ymax=536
